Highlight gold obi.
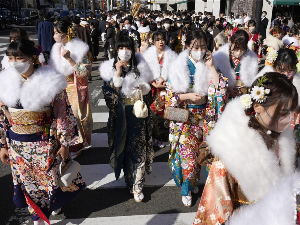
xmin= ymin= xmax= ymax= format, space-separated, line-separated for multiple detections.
xmin=123 ymin=95 xmax=141 ymax=106
xmin=66 ymin=74 xmax=74 ymax=83
xmin=9 ymin=108 xmax=52 ymax=134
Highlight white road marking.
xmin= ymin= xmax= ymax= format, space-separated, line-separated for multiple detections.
xmin=92 ymin=112 xmax=109 ymax=123
xmin=97 ymin=99 xmax=106 ymax=106
xmin=90 ymin=88 xmax=102 ymax=100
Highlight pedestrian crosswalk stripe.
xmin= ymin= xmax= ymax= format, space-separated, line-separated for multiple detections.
xmin=92 ymin=112 xmax=109 ymax=123
xmin=51 ymin=212 xmax=197 ymax=225
xmin=80 ymin=162 xmax=207 ymax=190
xmin=0 ymin=43 xmax=8 ymax=47
xmin=97 ymin=99 xmax=106 ymax=106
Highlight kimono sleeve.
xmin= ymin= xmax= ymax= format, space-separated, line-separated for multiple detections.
xmin=0 ymin=105 xmax=9 ymax=148
xmin=51 ymin=91 xmax=79 ymax=147
xmin=73 ymin=55 xmax=92 ymax=78
xmin=165 ymin=82 xmax=184 ymax=108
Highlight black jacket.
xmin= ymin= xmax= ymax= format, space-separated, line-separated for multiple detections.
xmin=259 ymin=17 xmax=269 ymax=40
xmin=98 ymin=20 xmax=107 ymax=34
xmin=161 ymin=27 xmax=178 ymax=51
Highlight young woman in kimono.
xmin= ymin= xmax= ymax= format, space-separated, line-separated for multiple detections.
xmin=213 ymin=29 xmax=258 ymax=99
xmin=143 ymin=31 xmax=177 ymax=148
xmin=193 ymin=73 xmax=298 ymax=224
xmin=166 ymin=29 xmax=228 ymax=207
xmin=99 ymin=35 xmax=153 ymax=203
xmin=0 ymin=39 xmax=85 ymax=225
xmin=49 ymin=20 xmax=93 ymax=159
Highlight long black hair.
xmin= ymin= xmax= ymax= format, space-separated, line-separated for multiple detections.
xmin=54 ymin=19 xmax=70 ymax=34
xmin=113 ymin=34 xmax=140 ymax=77
xmin=152 ymin=31 xmax=166 ymax=42
xmin=6 ymin=38 xmax=36 ymax=58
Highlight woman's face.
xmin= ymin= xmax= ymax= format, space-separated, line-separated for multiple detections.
xmin=154 ymin=35 xmax=165 ymax=51
xmin=53 ymin=28 xmax=67 ymax=43
xmin=276 ymin=33 xmax=284 ymax=40
xmin=188 ymin=39 xmax=207 ymax=51
xmin=275 ymin=66 xmax=296 ymax=80
xmin=225 ymin=29 xmax=232 ymax=37
xmin=230 ymin=43 xmax=246 ymax=59
xmin=254 ymin=102 xmax=292 ymax=133
xmin=8 ymin=52 xmax=33 ymax=64
xmin=118 ymin=46 xmax=131 ymax=52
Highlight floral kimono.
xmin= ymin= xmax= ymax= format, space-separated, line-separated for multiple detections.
xmin=193 ymin=98 xmax=296 ymax=224
xmin=166 ymin=49 xmax=228 ymax=196
xmin=0 ymin=66 xmax=85 ymax=224
xmin=143 ymin=45 xmax=178 ymax=142
xmin=212 ymin=43 xmax=258 ymax=98
xmin=99 ymin=53 xmax=154 ymax=194
xmin=49 ymin=38 xmax=93 ymax=154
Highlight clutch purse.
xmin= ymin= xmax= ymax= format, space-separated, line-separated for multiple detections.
xmin=59 ymin=158 xmax=81 ymax=187
xmin=164 ymin=106 xmax=189 ymax=123
xmin=133 ymin=89 xmax=148 ymax=118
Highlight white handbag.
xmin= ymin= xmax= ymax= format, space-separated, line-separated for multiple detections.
xmin=59 ymin=158 xmax=81 ymax=187
xmin=133 ymin=89 xmax=148 ymax=118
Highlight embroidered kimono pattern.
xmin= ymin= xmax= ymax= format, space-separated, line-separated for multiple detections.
xmin=102 ymin=71 xmax=154 ymax=194
xmin=166 ymin=58 xmax=228 ymax=196
xmin=0 ymin=92 xmax=85 ymax=224
xmin=64 ymin=53 xmax=93 ymax=150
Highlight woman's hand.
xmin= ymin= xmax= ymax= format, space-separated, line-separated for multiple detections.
xmin=188 ymin=93 xmax=202 ymax=102
xmin=204 ymin=51 xmax=213 ymax=67
xmin=62 ymin=50 xmax=72 ymax=60
xmin=115 ymin=60 xmax=127 ymax=76
xmin=0 ymin=148 xmax=9 ymax=165
xmin=56 ymin=146 xmax=69 ymax=161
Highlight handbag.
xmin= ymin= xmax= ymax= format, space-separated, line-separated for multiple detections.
xmin=59 ymin=157 xmax=81 ymax=187
xmin=164 ymin=106 xmax=189 ymax=123
xmin=133 ymin=89 xmax=148 ymax=118
xmin=150 ymin=87 xmax=166 ymax=117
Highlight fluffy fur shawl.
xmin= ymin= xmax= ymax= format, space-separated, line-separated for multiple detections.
xmin=142 ymin=45 xmax=178 ymax=80
xmin=0 ymin=66 xmax=67 ymax=111
xmin=227 ymin=172 xmax=300 ymax=225
xmin=263 ymin=34 xmax=284 ymax=50
xmin=99 ymin=53 xmax=153 ymax=97
xmin=168 ymin=49 xmax=212 ymax=97
xmin=255 ymin=65 xmax=300 ymax=105
xmin=207 ymin=98 xmax=296 ymax=202
xmin=283 ymin=35 xmax=299 ymax=47
xmin=1 ymin=55 xmax=9 ymax=70
xmin=49 ymin=38 xmax=89 ymax=76
xmin=212 ymin=43 xmax=258 ymax=87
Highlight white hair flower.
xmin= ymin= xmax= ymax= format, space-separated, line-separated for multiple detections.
xmin=266 ymin=48 xmax=278 ymax=65
xmin=240 ymin=94 xmax=253 ymax=109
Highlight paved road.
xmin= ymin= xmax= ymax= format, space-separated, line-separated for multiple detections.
xmin=0 ymin=26 xmax=204 ymax=225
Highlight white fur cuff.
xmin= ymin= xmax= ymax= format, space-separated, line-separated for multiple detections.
xmin=113 ymin=76 xmax=124 ymax=87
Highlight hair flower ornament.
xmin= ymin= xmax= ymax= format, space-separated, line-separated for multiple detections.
xmin=240 ymin=75 xmax=270 ymax=109
xmin=266 ymin=47 xmax=278 ymax=66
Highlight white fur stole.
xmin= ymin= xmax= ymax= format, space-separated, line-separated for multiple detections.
xmin=143 ymin=45 xmax=178 ymax=81
xmin=207 ymin=98 xmax=296 ymax=202
xmin=0 ymin=66 xmax=67 ymax=111
xmin=99 ymin=53 xmax=153 ymax=97
xmin=168 ymin=49 xmax=212 ymax=97
xmin=212 ymin=43 xmax=258 ymax=87
xmin=49 ymin=38 xmax=89 ymax=76
xmin=263 ymin=34 xmax=284 ymax=50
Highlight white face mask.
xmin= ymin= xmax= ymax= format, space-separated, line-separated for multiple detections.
xmin=177 ymin=23 xmax=181 ymax=27
xmin=9 ymin=60 xmax=30 ymax=74
xmin=191 ymin=50 xmax=206 ymax=61
xmin=118 ymin=50 xmax=132 ymax=61
xmin=124 ymin=24 xmax=131 ymax=30
xmin=163 ymin=23 xmax=170 ymax=29
xmin=157 ymin=26 xmax=161 ymax=29
xmin=262 ymin=13 xmax=266 ymax=17
xmin=249 ymin=27 xmax=255 ymax=33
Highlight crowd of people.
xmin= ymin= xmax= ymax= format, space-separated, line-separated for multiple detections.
xmin=1 ymin=7 xmax=300 ymax=225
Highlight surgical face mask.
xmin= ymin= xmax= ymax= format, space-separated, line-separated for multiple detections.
xmin=190 ymin=50 xmax=206 ymax=61
xmin=249 ymin=27 xmax=255 ymax=33
xmin=53 ymin=33 xmax=66 ymax=43
xmin=124 ymin=24 xmax=131 ymax=30
xmin=177 ymin=23 xmax=181 ymax=27
xmin=157 ymin=25 xmax=161 ymax=29
xmin=163 ymin=23 xmax=170 ymax=29
xmin=227 ymin=30 xmax=232 ymax=35
xmin=262 ymin=13 xmax=266 ymax=17
xmin=231 ymin=50 xmax=244 ymax=59
xmin=259 ymin=108 xmax=291 ymax=133
xmin=9 ymin=60 xmax=30 ymax=74
xmin=202 ymin=26 xmax=208 ymax=31
xmin=118 ymin=49 xmax=132 ymax=61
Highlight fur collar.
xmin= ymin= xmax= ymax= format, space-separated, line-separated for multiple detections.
xmin=99 ymin=53 xmax=153 ymax=97
xmin=168 ymin=49 xmax=212 ymax=97
xmin=142 ymin=45 xmax=178 ymax=80
xmin=138 ymin=26 xmax=150 ymax=33
xmin=255 ymin=65 xmax=300 ymax=105
xmin=1 ymin=55 xmax=9 ymax=70
xmin=227 ymin=172 xmax=300 ymax=225
xmin=263 ymin=34 xmax=284 ymax=50
xmin=49 ymin=38 xmax=89 ymax=76
xmin=207 ymin=98 xmax=296 ymax=202
xmin=0 ymin=66 xmax=67 ymax=111
xmin=212 ymin=43 xmax=258 ymax=87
